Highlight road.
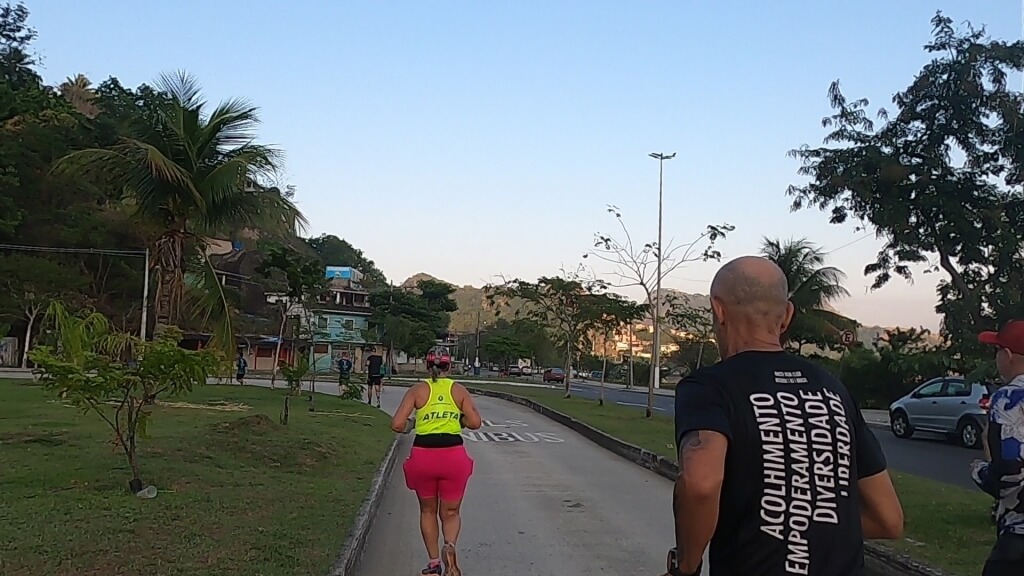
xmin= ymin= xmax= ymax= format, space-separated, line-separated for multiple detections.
xmin=540 ymin=380 xmax=982 ymax=490
xmin=357 ymin=387 xmax=705 ymax=575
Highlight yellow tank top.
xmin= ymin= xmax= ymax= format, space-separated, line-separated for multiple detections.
xmin=415 ymin=378 xmax=462 ymax=436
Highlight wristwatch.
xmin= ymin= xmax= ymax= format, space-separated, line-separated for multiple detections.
xmin=666 ymin=547 xmax=702 ymax=576
xmin=668 ymin=564 xmax=702 ymax=576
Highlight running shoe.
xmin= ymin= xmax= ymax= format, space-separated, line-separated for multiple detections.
xmin=442 ymin=543 xmax=461 ymax=576
xmin=420 ymin=562 xmax=443 ymax=575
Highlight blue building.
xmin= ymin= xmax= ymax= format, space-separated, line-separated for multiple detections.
xmin=309 ymin=267 xmax=377 ymax=372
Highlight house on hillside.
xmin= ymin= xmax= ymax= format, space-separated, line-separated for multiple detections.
xmin=307 ymin=267 xmax=377 ymax=371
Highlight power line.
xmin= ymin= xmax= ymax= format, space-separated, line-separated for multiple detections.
xmin=825 ymin=233 xmax=872 ymax=254
xmin=0 ymin=242 xmax=146 ymax=257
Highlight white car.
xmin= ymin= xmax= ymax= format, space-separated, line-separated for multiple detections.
xmin=521 ymin=366 xmax=533 ymax=375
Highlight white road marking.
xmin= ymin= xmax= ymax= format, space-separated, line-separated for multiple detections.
xmin=616 ymin=401 xmax=666 ymax=411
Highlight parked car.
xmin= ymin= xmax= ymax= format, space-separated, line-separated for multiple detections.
xmin=507 ymin=365 xmax=523 ymax=377
xmin=543 ymin=367 xmax=565 ymax=383
xmin=888 ymin=377 xmax=997 ymax=449
xmin=521 ymin=366 xmax=533 ymax=376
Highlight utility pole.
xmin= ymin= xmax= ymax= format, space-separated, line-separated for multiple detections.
xmin=140 ymin=248 xmax=150 ymax=340
xmin=473 ymin=310 xmax=481 ymax=376
xmin=647 ymin=151 xmax=676 ymax=417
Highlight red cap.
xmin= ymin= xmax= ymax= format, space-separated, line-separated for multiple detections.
xmin=978 ymin=320 xmax=1024 ymax=355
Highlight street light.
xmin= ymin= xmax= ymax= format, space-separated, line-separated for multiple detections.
xmin=648 ymin=152 xmax=675 ymax=408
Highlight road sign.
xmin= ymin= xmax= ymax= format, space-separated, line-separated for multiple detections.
xmin=840 ymin=330 xmax=856 ymax=346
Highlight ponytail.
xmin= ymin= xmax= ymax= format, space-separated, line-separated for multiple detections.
xmin=429 ymin=364 xmax=440 ymax=382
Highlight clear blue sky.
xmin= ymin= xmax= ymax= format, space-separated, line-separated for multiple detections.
xmin=23 ymin=0 xmax=1023 ymax=330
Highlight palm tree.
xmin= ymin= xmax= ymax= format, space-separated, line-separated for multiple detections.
xmin=761 ymin=237 xmax=853 ymax=353
xmin=55 ymin=71 xmax=306 ymax=354
xmin=58 ymin=74 xmax=99 ymax=118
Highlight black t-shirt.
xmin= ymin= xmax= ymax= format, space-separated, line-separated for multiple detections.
xmin=674 ymin=351 xmax=887 ymax=576
xmin=366 ymin=354 xmax=383 ymax=374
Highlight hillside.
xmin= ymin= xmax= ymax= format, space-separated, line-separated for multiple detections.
xmin=400 ymin=275 xmax=939 ymax=348
xmin=401 ymin=273 xmax=525 ymax=332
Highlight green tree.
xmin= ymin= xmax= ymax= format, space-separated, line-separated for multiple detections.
xmin=787 ymin=12 xmax=1024 ymax=370
xmin=0 ymin=254 xmax=89 ymax=367
xmin=664 ymin=294 xmax=718 ymax=374
xmin=305 ymin=234 xmax=387 ymax=288
xmin=54 ymin=72 xmax=306 ymax=354
xmin=256 ymin=241 xmax=327 ymax=388
xmin=585 ymin=205 xmax=733 ymax=394
xmin=481 ymin=335 xmax=529 ymax=367
xmin=487 ymin=272 xmax=606 ymax=399
xmin=590 ymin=293 xmax=648 ymax=406
xmin=760 ymin=237 xmax=855 ymax=353
xmin=29 ymin=301 xmax=219 ymax=491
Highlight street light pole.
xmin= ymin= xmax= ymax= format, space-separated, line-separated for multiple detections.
xmin=648 ymin=152 xmax=675 ymax=416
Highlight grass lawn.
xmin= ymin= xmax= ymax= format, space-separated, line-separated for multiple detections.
xmin=0 ymin=379 xmax=394 ymax=576
xmin=476 ymin=384 xmax=994 ymax=576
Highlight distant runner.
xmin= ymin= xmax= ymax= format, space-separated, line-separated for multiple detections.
xmin=366 ymin=349 xmax=384 ymax=407
xmin=391 ymin=347 xmax=482 ymax=576
xmin=235 ymin=351 xmax=247 ymax=385
xmin=337 ymin=351 xmax=354 ymax=395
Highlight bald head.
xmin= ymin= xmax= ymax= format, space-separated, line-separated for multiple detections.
xmin=710 ymin=256 xmax=790 ymax=324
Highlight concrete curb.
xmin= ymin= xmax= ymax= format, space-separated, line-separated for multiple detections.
xmin=463 ymin=386 xmax=947 ymax=576
xmin=327 ymin=434 xmax=401 ymax=576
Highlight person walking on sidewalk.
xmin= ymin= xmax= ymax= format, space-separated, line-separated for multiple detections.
xmin=973 ymin=321 xmax=1024 ymax=575
xmin=391 ymin=347 xmax=482 ymax=576
xmin=663 ymin=256 xmax=903 ymax=576
xmin=366 ymin=349 xmax=384 ymax=407
xmin=336 ymin=351 xmax=354 ymax=395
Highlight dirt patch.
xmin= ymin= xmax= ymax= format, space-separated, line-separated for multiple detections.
xmin=215 ymin=414 xmax=276 ymax=433
xmin=0 ymin=430 xmax=67 ymax=446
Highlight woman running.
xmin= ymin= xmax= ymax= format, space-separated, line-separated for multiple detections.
xmin=391 ymin=347 xmax=482 ymax=576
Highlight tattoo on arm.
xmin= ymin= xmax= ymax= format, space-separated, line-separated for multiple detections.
xmin=678 ymin=431 xmax=703 ymax=470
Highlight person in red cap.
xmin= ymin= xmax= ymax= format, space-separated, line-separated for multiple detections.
xmin=973 ymin=321 xmax=1024 ymax=575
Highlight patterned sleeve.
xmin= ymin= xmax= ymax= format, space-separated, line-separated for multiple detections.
xmin=971 ymin=387 xmax=1024 ymax=499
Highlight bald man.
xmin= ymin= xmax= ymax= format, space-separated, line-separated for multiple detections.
xmin=663 ymin=257 xmax=904 ymax=576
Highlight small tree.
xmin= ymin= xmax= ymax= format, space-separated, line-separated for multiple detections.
xmin=585 ymin=206 xmax=732 ymax=398
xmin=487 ymin=270 xmax=606 ymax=398
xmin=482 ymin=335 xmax=530 ymax=368
xmin=256 ymin=242 xmax=326 ymax=388
xmin=591 ymin=293 xmax=648 ymax=406
xmin=29 ymin=301 xmax=219 ymax=492
xmin=0 ymin=254 xmax=88 ymax=367
xmin=664 ymin=294 xmax=717 ymax=373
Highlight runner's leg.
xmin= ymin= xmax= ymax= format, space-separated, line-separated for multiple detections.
xmin=418 ymin=497 xmax=441 ymax=560
xmin=437 ymin=447 xmax=473 ymax=576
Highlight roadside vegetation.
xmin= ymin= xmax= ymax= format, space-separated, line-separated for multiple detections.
xmin=0 ymin=379 xmax=393 ymax=576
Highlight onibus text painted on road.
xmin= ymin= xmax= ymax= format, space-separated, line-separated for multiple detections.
xmin=462 ymin=419 xmax=564 ymax=443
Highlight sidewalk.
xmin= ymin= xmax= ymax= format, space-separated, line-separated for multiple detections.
xmin=862 ymin=409 xmax=889 ymax=428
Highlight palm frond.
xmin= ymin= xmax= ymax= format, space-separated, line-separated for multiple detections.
xmin=185 ymin=255 xmax=236 ymax=360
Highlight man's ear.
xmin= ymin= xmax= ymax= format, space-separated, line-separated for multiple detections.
xmin=780 ymin=301 xmax=795 ymax=334
xmin=710 ymin=296 xmax=726 ymax=326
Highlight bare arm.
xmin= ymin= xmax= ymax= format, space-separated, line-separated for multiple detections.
xmin=453 ymin=384 xmax=482 ymax=430
xmin=858 ymin=470 xmax=904 ymax=539
xmin=673 ymin=430 xmax=728 ymax=574
xmin=390 ymin=384 xmax=421 ymax=433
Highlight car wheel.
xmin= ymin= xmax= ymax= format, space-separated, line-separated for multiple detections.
xmin=957 ymin=418 xmax=983 ymax=449
xmin=890 ymin=411 xmax=913 ymax=439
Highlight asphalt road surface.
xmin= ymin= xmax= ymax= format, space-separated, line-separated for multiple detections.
xmin=357 ymin=387 xmax=707 ymax=575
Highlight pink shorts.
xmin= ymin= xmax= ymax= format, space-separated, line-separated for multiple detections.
xmin=402 ymin=446 xmax=474 ymax=501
